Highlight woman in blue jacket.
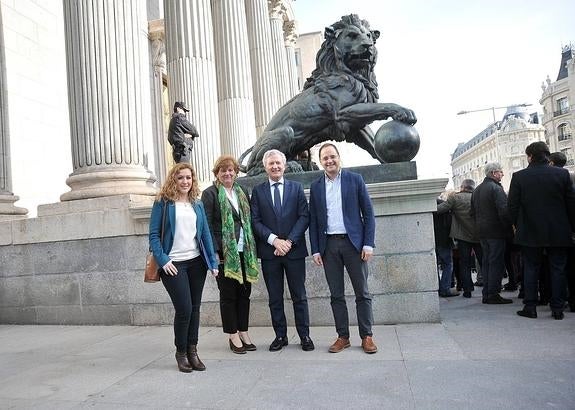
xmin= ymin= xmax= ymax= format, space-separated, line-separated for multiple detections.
xmin=149 ymin=163 xmax=219 ymax=373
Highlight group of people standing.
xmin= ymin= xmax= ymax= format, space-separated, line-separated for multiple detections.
xmin=435 ymin=141 xmax=575 ymax=321
xmin=149 ymin=143 xmax=378 ymax=373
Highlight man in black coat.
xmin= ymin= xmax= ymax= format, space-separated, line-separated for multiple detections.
xmin=167 ymin=101 xmax=199 ymax=163
xmin=471 ymin=162 xmax=514 ymax=304
xmin=509 ymin=142 xmax=575 ymax=320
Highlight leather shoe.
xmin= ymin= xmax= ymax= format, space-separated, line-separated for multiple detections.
xmin=269 ymin=336 xmax=288 ymax=351
xmin=462 ymin=291 xmax=471 ymax=298
xmin=361 ymin=336 xmax=378 ymax=354
xmin=328 ymin=336 xmax=350 ymax=353
xmin=552 ymin=311 xmax=564 ymax=320
xmin=175 ymin=351 xmax=193 ymax=373
xmin=484 ymin=294 xmax=513 ymax=304
xmin=241 ymin=340 xmax=257 ymax=352
xmin=439 ymin=289 xmax=460 ymax=297
xmin=300 ymin=336 xmax=315 ymax=351
xmin=187 ymin=345 xmax=206 ymax=371
xmin=516 ymin=307 xmax=537 ymax=319
xmin=229 ymin=339 xmax=246 ymax=354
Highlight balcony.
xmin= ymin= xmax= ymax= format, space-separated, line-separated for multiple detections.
xmin=566 ymin=159 xmax=574 ymax=166
xmin=558 ymin=133 xmax=572 ymax=141
xmin=554 ymin=108 xmax=570 ymax=117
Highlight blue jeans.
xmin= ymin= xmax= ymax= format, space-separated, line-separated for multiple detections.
xmin=436 ymin=246 xmax=453 ymax=293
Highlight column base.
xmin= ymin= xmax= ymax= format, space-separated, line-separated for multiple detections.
xmin=0 ymin=192 xmax=28 ymax=220
xmin=61 ymin=166 xmax=157 ymax=201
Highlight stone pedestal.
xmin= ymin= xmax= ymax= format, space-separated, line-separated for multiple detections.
xmin=0 ymin=171 xmax=447 ymax=325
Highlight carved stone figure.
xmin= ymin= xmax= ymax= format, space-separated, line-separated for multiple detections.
xmin=167 ymin=101 xmax=199 ymax=163
xmin=240 ymin=14 xmax=417 ymax=176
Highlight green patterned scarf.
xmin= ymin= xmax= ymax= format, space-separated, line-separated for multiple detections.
xmin=217 ymin=183 xmax=259 ymax=284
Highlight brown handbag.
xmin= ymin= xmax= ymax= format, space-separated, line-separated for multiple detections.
xmin=144 ymin=201 xmax=167 ymax=283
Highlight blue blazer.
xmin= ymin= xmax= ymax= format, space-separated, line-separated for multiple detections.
xmin=250 ymin=179 xmax=309 ymax=260
xmin=149 ymin=199 xmax=218 ymax=270
xmin=309 ymin=170 xmax=375 ymax=255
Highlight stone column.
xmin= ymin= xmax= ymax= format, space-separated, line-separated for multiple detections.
xmin=0 ymin=7 xmax=28 ymax=219
xmin=268 ymin=0 xmax=291 ymax=107
xmin=283 ymin=19 xmax=299 ymax=96
xmin=163 ymin=0 xmax=220 ymax=182
xmin=148 ymin=19 xmax=168 ymax=186
xmin=212 ymin=0 xmax=256 ymax=157
xmin=245 ymin=0 xmax=280 ymax=137
xmin=61 ymin=0 xmax=156 ymax=201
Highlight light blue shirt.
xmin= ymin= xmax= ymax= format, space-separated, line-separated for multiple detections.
xmin=325 ymin=172 xmax=346 ymax=234
xmin=267 ymin=177 xmax=285 ymax=245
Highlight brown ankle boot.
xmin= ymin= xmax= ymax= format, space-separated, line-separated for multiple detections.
xmin=187 ymin=345 xmax=206 ymax=371
xmin=175 ymin=351 xmax=193 ymax=373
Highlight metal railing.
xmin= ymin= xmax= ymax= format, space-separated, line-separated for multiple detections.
xmin=558 ymin=133 xmax=572 ymax=141
xmin=554 ymin=108 xmax=570 ymax=117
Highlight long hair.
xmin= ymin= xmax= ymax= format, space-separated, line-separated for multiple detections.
xmin=157 ymin=163 xmax=200 ymax=202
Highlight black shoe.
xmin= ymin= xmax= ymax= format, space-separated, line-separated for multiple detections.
xmin=484 ymin=294 xmax=513 ymax=304
xmin=517 ymin=307 xmax=537 ymax=318
xmin=474 ymin=281 xmax=484 ymax=287
xmin=463 ymin=291 xmax=471 ymax=298
xmin=552 ymin=311 xmax=564 ymax=320
xmin=241 ymin=340 xmax=257 ymax=352
xmin=439 ymin=289 xmax=460 ymax=297
xmin=269 ymin=336 xmax=288 ymax=351
xmin=301 ymin=336 xmax=315 ymax=351
xmin=229 ymin=339 xmax=246 ymax=354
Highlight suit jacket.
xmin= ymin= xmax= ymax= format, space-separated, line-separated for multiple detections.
xmin=201 ymin=183 xmax=250 ymax=260
xmin=508 ymin=161 xmax=575 ymax=247
xmin=250 ymin=179 xmax=309 ymax=260
xmin=309 ymin=170 xmax=375 ymax=255
xmin=149 ymin=199 xmax=218 ymax=270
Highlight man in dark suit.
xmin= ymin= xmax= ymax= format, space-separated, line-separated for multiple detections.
xmin=251 ymin=149 xmax=314 ymax=351
xmin=309 ymin=143 xmax=377 ymax=354
xmin=509 ymin=142 xmax=575 ymax=320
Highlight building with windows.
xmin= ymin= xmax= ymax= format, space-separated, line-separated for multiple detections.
xmin=540 ymin=44 xmax=575 ymax=169
xmin=451 ymin=106 xmax=545 ymax=192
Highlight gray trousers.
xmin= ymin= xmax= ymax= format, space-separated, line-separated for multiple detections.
xmin=323 ymin=236 xmax=373 ymax=338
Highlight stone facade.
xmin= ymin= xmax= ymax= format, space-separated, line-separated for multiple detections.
xmin=540 ymin=44 xmax=575 ymax=171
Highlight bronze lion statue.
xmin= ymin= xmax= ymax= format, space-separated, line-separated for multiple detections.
xmin=240 ymin=14 xmax=417 ymax=176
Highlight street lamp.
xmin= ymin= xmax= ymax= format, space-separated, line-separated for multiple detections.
xmin=457 ymin=103 xmax=532 ymax=123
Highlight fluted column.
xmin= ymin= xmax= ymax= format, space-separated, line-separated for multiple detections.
xmin=164 ymin=0 xmax=220 ymax=182
xmin=245 ymin=0 xmax=280 ymax=137
xmin=283 ymin=19 xmax=299 ymax=96
xmin=61 ymin=0 xmax=156 ymax=201
xmin=0 ymin=6 xmax=28 ymax=218
xmin=268 ymin=0 xmax=291 ymax=107
xmin=148 ymin=19 xmax=168 ymax=186
xmin=212 ymin=0 xmax=256 ymax=157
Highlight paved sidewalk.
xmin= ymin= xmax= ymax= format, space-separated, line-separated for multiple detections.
xmin=1 ymin=293 xmax=574 ymax=409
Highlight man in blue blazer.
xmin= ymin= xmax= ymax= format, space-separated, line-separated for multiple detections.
xmin=251 ymin=149 xmax=314 ymax=352
xmin=309 ymin=143 xmax=377 ymax=354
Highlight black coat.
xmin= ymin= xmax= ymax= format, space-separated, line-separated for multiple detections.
xmin=508 ymin=161 xmax=575 ymax=247
xmin=167 ymin=113 xmax=199 ymax=150
xmin=201 ymin=183 xmax=250 ymax=260
xmin=433 ymin=199 xmax=452 ymax=248
xmin=470 ymin=177 xmax=513 ymax=239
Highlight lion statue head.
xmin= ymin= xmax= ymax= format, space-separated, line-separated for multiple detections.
xmin=304 ymin=14 xmax=380 ymax=102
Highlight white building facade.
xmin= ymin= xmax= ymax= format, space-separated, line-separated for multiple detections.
xmin=0 ymin=0 xmax=299 ymax=217
xmin=540 ymin=44 xmax=575 ymax=170
xmin=451 ymin=106 xmax=545 ymax=193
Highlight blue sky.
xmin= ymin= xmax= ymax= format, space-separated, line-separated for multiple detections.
xmin=293 ymin=0 xmax=575 ymax=183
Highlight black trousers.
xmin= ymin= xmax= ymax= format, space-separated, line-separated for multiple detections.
xmin=480 ymin=238 xmax=506 ymax=298
xmin=458 ymin=240 xmax=482 ymax=292
xmin=261 ymin=256 xmax=310 ymax=339
xmin=522 ymin=247 xmax=567 ymax=311
xmin=161 ymin=256 xmax=207 ymax=352
xmin=217 ymin=253 xmax=252 ymax=334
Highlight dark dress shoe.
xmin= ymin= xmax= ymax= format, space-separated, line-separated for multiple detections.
xmin=241 ymin=340 xmax=257 ymax=351
xmin=484 ymin=294 xmax=513 ymax=304
xmin=552 ymin=311 xmax=564 ymax=320
xmin=517 ymin=308 xmax=537 ymax=318
xmin=462 ymin=291 xmax=472 ymax=298
xmin=229 ymin=339 xmax=246 ymax=354
xmin=301 ymin=336 xmax=315 ymax=351
xmin=269 ymin=336 xmax=288 ymax=351
xmin=175 ymin=351 xmax=193 ymax=373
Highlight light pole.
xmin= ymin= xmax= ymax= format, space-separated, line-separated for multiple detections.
xmin=457 ymin=103 xmax=532 ymax=124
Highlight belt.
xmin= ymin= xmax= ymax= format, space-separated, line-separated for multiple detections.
xmin=326 ymin=234 xmax=348 ymax=239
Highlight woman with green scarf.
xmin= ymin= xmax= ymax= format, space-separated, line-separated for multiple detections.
xmin=201 ymin=155 xmax=260 ymax=354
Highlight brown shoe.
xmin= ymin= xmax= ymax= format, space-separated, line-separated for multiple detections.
xmin=175 ymin=351 xmax=193 ymax=373
xmin=361 ymin=336 xmax=378 ymax=354
xmin=328 ymin=336 xmax=350 ymax=353
xmin=187 ymin=345 xmax=206 ymax=371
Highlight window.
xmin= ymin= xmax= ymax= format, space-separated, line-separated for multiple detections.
xmin=558 ymin=123 xmax=571 ymax=141
xmin=555 ymin=97 xmax=569 ymax=116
